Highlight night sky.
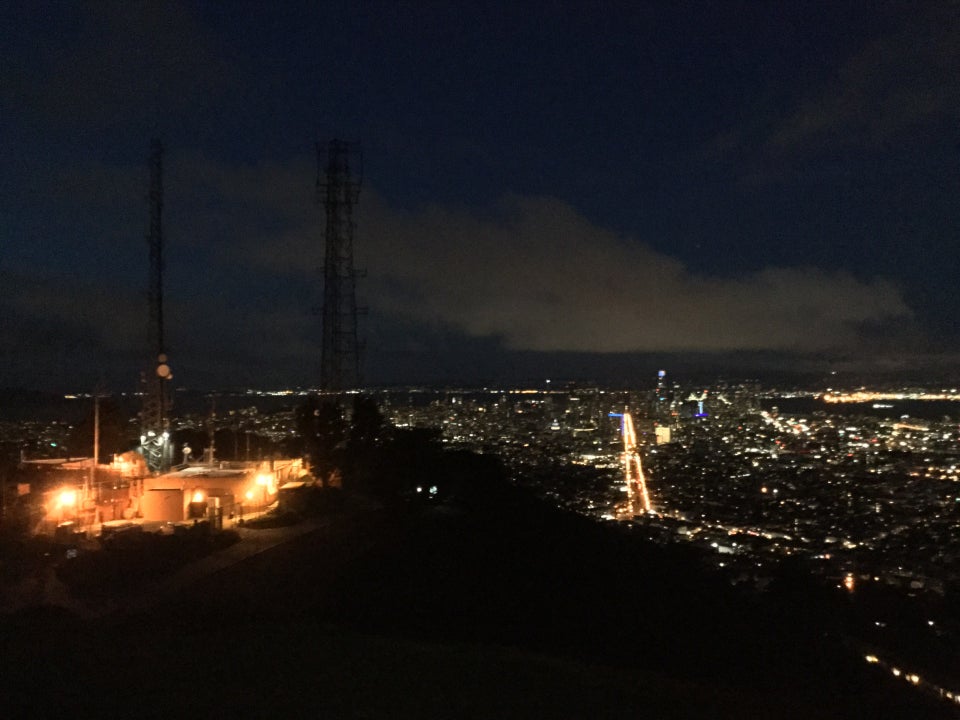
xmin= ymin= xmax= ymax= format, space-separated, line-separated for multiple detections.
xmin=2 ymin=1 xmax=958 ymax=392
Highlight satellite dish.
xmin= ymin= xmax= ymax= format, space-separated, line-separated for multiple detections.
xmin=156 ymin=363 xmax=171 ymax=378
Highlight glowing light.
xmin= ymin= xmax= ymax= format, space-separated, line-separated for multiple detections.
xmin=245 ymin=490 xmax=255 ymax=501
xmin=192 ymin=490 xmax=205 ymax=503
xmin=255 ymin=473 xmax=277 ymax=494
xmin=57 ymin=489 xmax=77 ymax=508
xmin=824 ymin=390 xmax=960 ymax=404
xmin=616 ymin=412 xmax=652 ymax=514
xmin=891 ymin=668 xmax=901 ymax=677
xmin=865 ymin=655 xmax=879 ymax=663
xmin=843 ymin=573 xmax=855 ymax=592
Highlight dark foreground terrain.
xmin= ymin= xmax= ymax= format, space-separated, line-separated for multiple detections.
xmin=1 ymin=450 xmax=955 ymax=718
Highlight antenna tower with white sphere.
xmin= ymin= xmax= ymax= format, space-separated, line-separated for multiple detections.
xmin=139 ymin=138 xmax=173 ymax=472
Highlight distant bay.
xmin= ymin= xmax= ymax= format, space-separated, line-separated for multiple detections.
xmin=762 ymin=397 xmax=960 ymax=421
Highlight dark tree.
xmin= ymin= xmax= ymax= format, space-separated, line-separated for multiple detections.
xmin=359 ymin=426 xmax=444 ymax=500
xmin=295 ymin=396 xmax=346 ymax=487
xmin=347 ymin=395 xmax=384 ymax=454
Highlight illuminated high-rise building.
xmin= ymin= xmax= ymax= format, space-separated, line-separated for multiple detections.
xmin=655 ymin=369 xmax=668 ymax=416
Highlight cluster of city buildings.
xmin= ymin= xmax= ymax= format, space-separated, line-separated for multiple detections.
xmin=5 ymin=379 xmax=960 ymax=598
xmin=376 ymin=381 xmax=960 ymax=599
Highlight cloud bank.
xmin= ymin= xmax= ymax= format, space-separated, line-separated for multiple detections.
xmin=356 ymin=195 xmax=910 ymax=354
xmin=223 ymin=164 xmax=912 ymax=355
xmin=0 ymin=154 xmax=915 ymax=390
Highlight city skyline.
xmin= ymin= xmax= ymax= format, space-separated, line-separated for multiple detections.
xmin=2 ymin=2 xmax=958 ymax=392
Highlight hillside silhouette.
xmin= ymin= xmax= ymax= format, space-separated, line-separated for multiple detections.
xmin=2 ymin=400 xmax=953 ymax=718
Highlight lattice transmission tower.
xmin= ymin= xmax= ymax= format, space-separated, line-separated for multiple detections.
xmin=139 ymin=138 xmax=173 ymax=472
xmin=317 ymin=139 xmax=363 ymax=392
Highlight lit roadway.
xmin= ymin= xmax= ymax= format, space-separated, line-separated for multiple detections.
xmin=610 ymin=411 xmax=652 ymax=516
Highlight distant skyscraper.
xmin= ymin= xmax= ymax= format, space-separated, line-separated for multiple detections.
xmin=656 ymin=369 xmax=668 ymax=415
xmin=318 ymin=139 xmax=362 ymax=392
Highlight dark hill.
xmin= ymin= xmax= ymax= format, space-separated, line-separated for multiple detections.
xmin=1 ymin=442 xmax=953 ymax=718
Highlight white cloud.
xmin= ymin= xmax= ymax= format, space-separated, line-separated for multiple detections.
xmin=356 ymin=195 xmax=912 ymax=353
xmin=95 ymin=154 xmax=916 ymax=359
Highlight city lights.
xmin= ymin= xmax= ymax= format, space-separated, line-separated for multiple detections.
xmin=609 ymin=411 xmax=652 ymax=515
xmin=10 ymin=380 xmax=960 ymax=713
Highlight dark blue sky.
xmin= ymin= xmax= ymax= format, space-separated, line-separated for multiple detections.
xmin=2 ymin=1 xmax=958 ymax=391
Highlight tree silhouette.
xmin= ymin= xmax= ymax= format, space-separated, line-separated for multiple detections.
xmin=295 ymin=396 xmax=346 ymax=487
xmin=347 ymin=396 xmax=383 ymax=452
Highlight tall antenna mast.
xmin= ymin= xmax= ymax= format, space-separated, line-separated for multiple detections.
xmin=148 ymin=138 xmax=165 ymax=359
xmin=317 ymin=139 xmax=363 ymax=392
xmin=140 ymin=138 xmax=173 ymax=472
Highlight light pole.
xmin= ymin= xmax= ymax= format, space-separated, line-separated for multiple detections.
xmin=92 ymin=394 xmax=100 ymax=501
